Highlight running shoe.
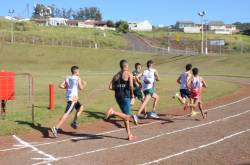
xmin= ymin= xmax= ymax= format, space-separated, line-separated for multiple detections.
xmin=149 ymin=112 xmax=160 ymax=119
xmin=51 ymin=127 xmax=58 ymax=138
xmin=71 ymin=122 xmax=77 ymax=129
xmin=172 ymin=93 xmax=179 ymax=99
xmin=132 ymin=115 xmax=139 ymax=125
xmin=191 ymin=111 xmax=198 ymax=117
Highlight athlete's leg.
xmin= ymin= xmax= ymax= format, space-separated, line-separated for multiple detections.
xmin=73 ymin=105 xmax=84 ymax=123
xmin=152 ymin=93 xmax=159 ymax=112
xmin=137 ymin=95 xmax=151 ymax=115
xmin=198 ymin=101 xmax=207 ymax=119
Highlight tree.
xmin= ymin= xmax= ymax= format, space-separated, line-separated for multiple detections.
xmin=115 ymin=21 xmax=129 ymax=33
xmin=106 ymin=20 xmax=115 ymax=27
xmin=75 ymin=7 xmax=102 ymax=21
xmin=32 ymin=4 xmax=52 ymax=18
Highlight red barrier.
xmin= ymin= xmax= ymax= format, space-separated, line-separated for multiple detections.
xmin=49 ymin=84 xmax=55 ymax=111
xmin=0 ymin=71 xmax=15 ymax=100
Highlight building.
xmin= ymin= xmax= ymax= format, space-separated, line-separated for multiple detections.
xmin=47 ymin=17 xmax=68 ymax=26
xmin=128 ymin=20 xmax=153 ymax=31
xmin=209 ymin=21 xmax=238 ymax=34
xmin=184 ymin=27 xmax=200 ymax=33
xmin=175 ymin=21 xmax=195 ymax=30
xmin=208 ymin=21 xmax=225 ymax=31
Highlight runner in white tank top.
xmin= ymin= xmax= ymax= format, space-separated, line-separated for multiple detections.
xmin=137 ymin=60 xmax=160 ymax=119
xmin=51 ymin=66 xmax=87 ymax=138
xmin=186 ymin=68 xmax=208 ymax=119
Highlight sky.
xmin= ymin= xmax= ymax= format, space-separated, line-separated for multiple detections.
xmin=1 ymin=0 xmax=250 ymax=26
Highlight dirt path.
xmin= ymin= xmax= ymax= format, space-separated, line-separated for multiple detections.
xmin=0 ymin=77 xmax=250 ymax=165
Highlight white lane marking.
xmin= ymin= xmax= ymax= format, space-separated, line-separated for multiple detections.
xmin=12 ymin=135 xmax=57 ymax=165
xmin=138 ymin=128 xmax=250 ymax=165
xmin=37 ymin=109 xmax=250 ymax=164
xmin=1 ymin=96 xmax=249 ymax=152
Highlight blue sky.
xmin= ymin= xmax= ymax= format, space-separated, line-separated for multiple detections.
xmin=1 ymin=0 xmax=250 ymax=25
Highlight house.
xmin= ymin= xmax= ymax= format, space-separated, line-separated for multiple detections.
xmin=128 ymin=20 xmax=153 ymax=31
xmin=208 ymin=21 xmax=225 ymax=31
xmin=209 ymin=21 xmax=238 ymax=34
xmin=175 ymin=21 xmax=195 ymax=30
xmin=47 ymin=17 xmax=68 ymax=26
xmin=184 ymin=27 xmax=200 ymax=33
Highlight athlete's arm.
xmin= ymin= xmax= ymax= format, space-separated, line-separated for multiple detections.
xmin=201 ymin=77 xmax=208 ymax=88
xmin=129 ymin=73 xmax=135 ymax=98
xmin=59 ymin=80 xmax=66 ymax=89
xmin=177 ymin=75 xmax=181 ymax=84
xmin=109 ymin=75 xmax=116 ymax=90
xmin=155 ymin=70 xmax=160 ymax=81
xmin=78 ymin=77 xmax=87 ymax=90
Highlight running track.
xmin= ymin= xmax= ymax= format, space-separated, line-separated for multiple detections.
xmin=0 ymin=77 xmax=250 ymax=165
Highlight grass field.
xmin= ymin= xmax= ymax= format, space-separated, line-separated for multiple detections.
xmin=137 ymin=29 xmax=250 ymax=53
xmin=0 ymin=43 xmax=250 ymax=136
xmin=0 ymin=20 xmax=129 ymax=49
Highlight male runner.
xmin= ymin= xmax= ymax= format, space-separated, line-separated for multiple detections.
xmin=51 ymin=66 xmax=87 ymax=138
xmin=137 ymin=60 xmax=160 ymax=120
xmin=186 ymin=68 xmax=208 ymax=118
xmin=105 ymin=59 xmax=137 ymax=141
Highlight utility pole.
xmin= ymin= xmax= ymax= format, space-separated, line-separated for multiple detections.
xmin=198 ymin=11 xmax=206 ymax=54
xmin=8 ymin=9 xmax=15 ymax=44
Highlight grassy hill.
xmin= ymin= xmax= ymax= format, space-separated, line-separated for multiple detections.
xmin=0 ymin=43 xmax=249 ymax=135
xmin=136 ymin=29 xmax=250 ymax=54
xmin=0 ymin=20 xmax=129 ymax=49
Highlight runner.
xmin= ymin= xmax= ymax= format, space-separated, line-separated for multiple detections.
xmin=186 ymin=67 xmax=208 ymax=118
xmin=51 ymin=66 xmax=87 ymax=138
xmin=132 ymin=63 xmax=147 ymax=117
xmin=105 ymin=59 xmax=137 ymax=141
xmin=173 ymin=64 xmax=193 ymax=110
xmin=137 ymin=60 xmax=160 ymax=120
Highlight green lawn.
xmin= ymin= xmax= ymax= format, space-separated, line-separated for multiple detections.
xmin=0 ymin=20 xmax=129 ymax=49
xmin=0 ymin=43 xmax=249 ymax=136
xmin=136 ymin=30 xmax=250 ymax=54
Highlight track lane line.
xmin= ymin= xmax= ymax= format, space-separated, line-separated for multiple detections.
xmin=35 ymin=109 xmax=250 ymax=164
xmin=138 ymin=128 xmax=250 ymax=165
xmin=0 ymin=96 xmax=249 ymax=152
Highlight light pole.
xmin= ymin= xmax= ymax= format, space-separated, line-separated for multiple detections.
xmin=204 ymin=19 xmax=208 ymax=55
xmin=8 ymin=9 xmax=15 ymax=44
xmin=198 ymin=11 xmax=206 ymax=54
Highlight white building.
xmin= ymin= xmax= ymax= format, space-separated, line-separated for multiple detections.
xmin=129 ymin=20 xmax=153 ymax=31
xmin=184 ymin=27 xmax=200 ymax=33
xmin=47 ymin=17 xmax=68 ymax=26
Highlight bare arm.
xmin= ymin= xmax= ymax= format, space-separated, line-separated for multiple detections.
xmin=109 ymin=75 xmax=116 ymax=90
xmin=129 ymin=73 xmax=135 ymax=98
xmin=59 ymin=80 xmax=66 ymax=89
xmin=78 ymin=77 xmax=87 ymax=90
xmin=155 ymin=70 xmax=160 ymax=81
xmin=201 ymin=77 xmax=208 ymax=88
xmin=177 ymin=75 xmax=181 ymax=84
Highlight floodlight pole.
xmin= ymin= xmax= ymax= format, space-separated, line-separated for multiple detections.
xmin=8 ymin=9 xmax=15 ymax=44
xmin=201 ymin=16 xmax=204 ymax=54
xmin=205 ymin=20 xmax=208 ymax=55
xmin=198 ymin=11 xmax=206 ymax=54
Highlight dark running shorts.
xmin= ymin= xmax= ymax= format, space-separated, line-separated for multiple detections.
xmin=180 ymin=89 xmax=190 ymax=98
xmin=115 ymin=97 xmax=131 ymax=115
xmin=65 ymin=101 xmax=82 ymax=114
xmin=134 ymin=86 xmax=144 ymax=101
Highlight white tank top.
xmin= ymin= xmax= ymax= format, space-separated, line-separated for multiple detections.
xmin=180 ymin=72 xmax=188 ymax=89
xmin=65 ymin=75 xmax=79 ymax=101
xmin=192 ymin=76 xmax=202 ymax=90
xmin=142 ymin=68 xmax=155 ymax=91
